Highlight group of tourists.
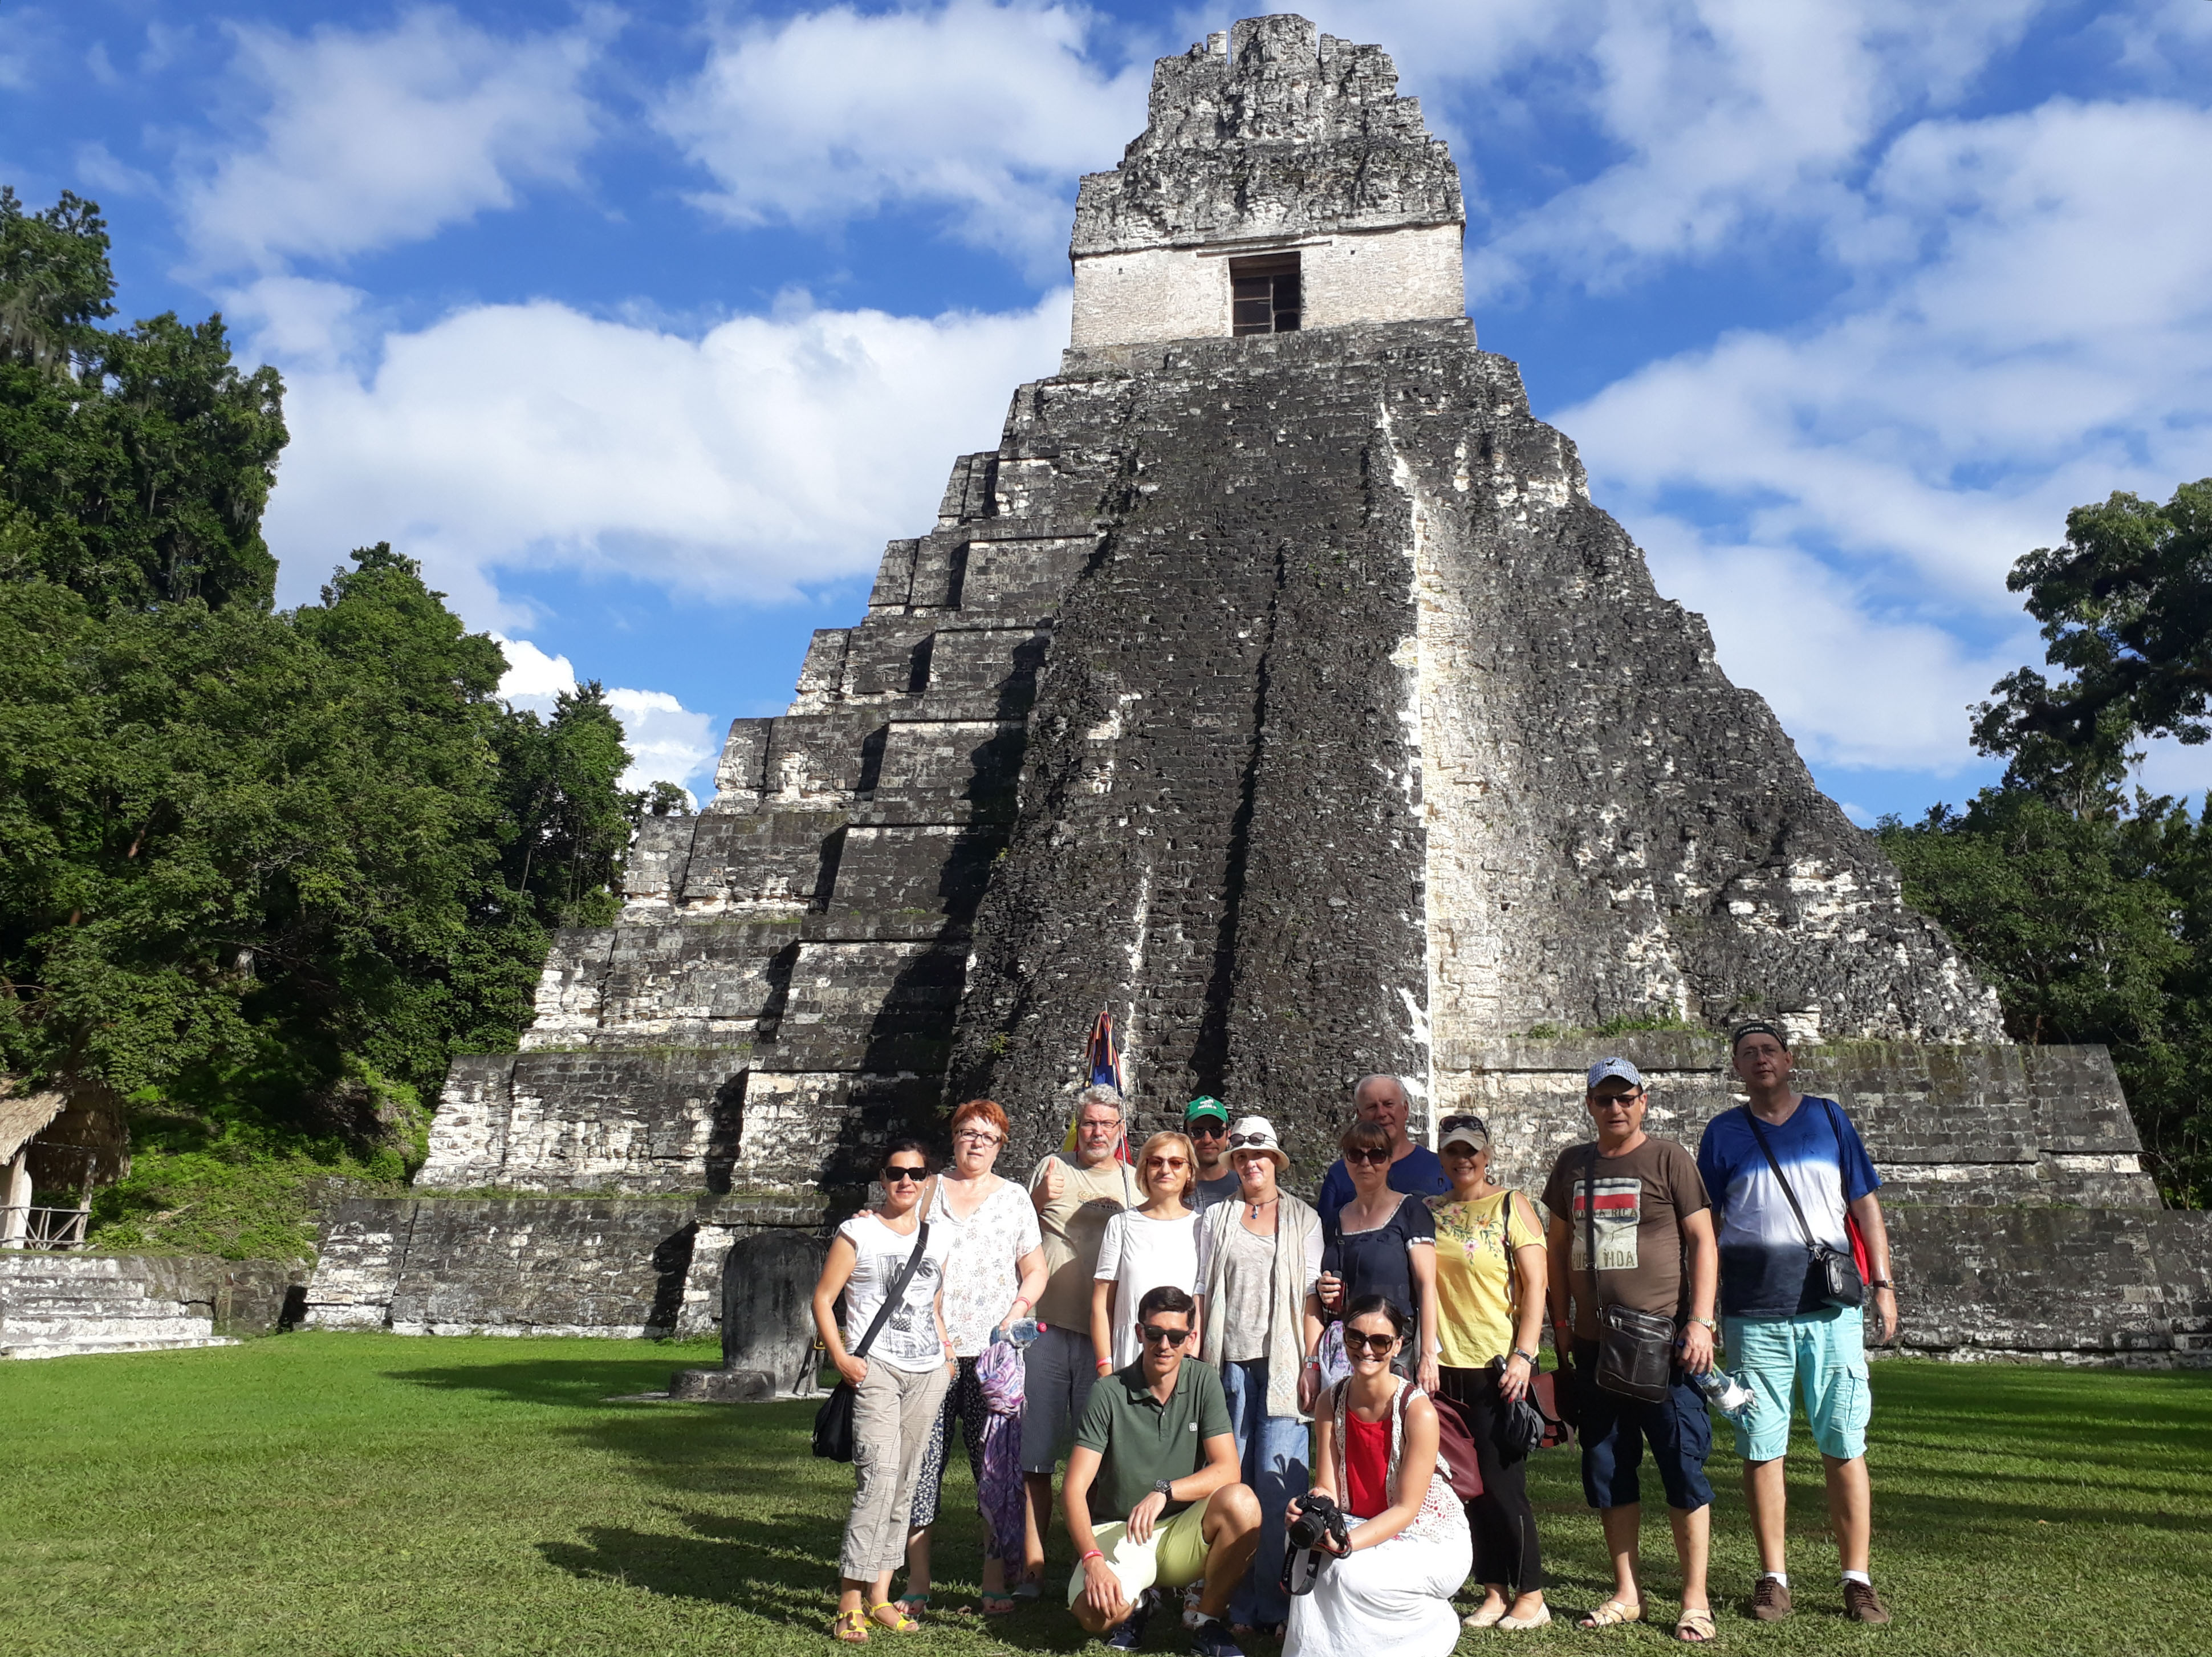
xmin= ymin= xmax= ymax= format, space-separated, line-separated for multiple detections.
xmin=810 ymin=1022 xmax=1898 ymax=1651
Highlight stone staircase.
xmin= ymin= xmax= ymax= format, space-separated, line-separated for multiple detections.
xmin=0 ymin=1254 xmax=239 ymax=1359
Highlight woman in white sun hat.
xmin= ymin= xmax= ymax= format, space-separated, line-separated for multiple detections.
xmin=1194 ymin=1116 xmax=1325 ymax=1636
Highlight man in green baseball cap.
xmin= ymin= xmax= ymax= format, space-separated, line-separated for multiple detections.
xmin=1184 ymin=1098 xmax=1239 ymax=1209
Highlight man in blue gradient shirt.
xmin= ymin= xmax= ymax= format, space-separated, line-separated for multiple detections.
xmin=1697 ymin=1024 xmax=1898 ymax=1628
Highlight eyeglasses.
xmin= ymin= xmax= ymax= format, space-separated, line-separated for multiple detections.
xmin=1592 ymin=1090 xmax=1645 ymax=1108
xmin=1227 ymin=1133 xmax=1274 ymax=1149
xmin=881 ymin=1165 xmax=928 ymax=1184
xmin=953 ymin=1129 xmax=1003 ymax=1145
xmin=1344 ymin=1148 xmax=1391 ymax=1167
xmin=1187 ymin=1120 xmax=1227 ymax=1137
xmin=1139 ymin=1325 xmax=1191 ymax=1347
xmin=1145 ymin=1156 xmax=1189 ymax=1170
xmin=1342 ymin=1330 xmax=1398 ymax=1355
xmin=1079 ymin=1116 xmax=1122 ymax=1132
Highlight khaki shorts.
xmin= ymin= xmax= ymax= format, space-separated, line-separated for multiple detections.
xmin=1067 ymin=1499 xmax=1212 ymax=1607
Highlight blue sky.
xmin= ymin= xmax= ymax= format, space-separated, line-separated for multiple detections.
xmin=6 ymin=1 xmax=2210 ymax=818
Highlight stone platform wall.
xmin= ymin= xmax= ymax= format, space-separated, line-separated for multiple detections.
xmin=303 ymin=1195 xmax=826 ymax=1339
xmin=1451 ymin=1035 xmax=2158 ymax=1209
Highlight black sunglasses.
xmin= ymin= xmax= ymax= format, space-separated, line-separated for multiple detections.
xmin=881 ymin=1164 xmax=928 ymax=1184
xmin=1344 ymin=1147 xmax=1390 ymax=1167
xmin=1439 ymin=1114 xmax=1489 ymax=1132
xmin=1187 ymin=1120 xmax=1227 ymax=1136
xmin=1343 ymin=1329 xmax=1398 ymax=1355
xmin=1139 ymin=1325 xmax=1191 ymax=1346
xmin=1227 ymin=1132 xmax=1274 ymax=1149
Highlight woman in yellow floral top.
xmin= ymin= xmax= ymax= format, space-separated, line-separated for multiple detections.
xmin=1428 ymin=1114 xmax=1550 ymax=1631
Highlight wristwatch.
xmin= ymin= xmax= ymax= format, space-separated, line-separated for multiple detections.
xmin=1153 ymin=1479 xmax=1174 ymax=1500
xmin=1511 ymin=1347 xmax=1539 ymax=1366
xmin=1690 ymin=1316 xmax=1718 ymax=1332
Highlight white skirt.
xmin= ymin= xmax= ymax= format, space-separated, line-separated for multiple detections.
xmin=1283 ymin=1500 xmax=1471 ymax=1657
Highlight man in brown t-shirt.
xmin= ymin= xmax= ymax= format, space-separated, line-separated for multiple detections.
xmin=1543 ymin=1057 xmax=1720 ymax=1640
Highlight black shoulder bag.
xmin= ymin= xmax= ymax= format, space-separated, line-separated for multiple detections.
xmin=812 ymin=1221 xmax=933 ymax=1461
xmin=1745 ymin=1110 xmax=1864 ymax=1309
xmin=1585 ymin=1146 xmax=1676 ymax=1402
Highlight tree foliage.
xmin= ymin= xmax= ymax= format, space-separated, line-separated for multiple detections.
xmin=0 ymin=190 xmax=639 ymax=1187
xmin=1886 ymin=476 xmax=2212 ymax=1205
xmin=1973 ymin=480 xmax=2212 ymax=811
xmin=0 ymin=186 xmax=287 ymax=610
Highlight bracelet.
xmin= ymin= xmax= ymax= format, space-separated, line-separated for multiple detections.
xmin=1078 ymin=1549 xmax=1103 ymax=1566
xmin=1096 ymin=1359 xmax=1113 ymax=1375
xmin=1511 ymin=1348 xmax=1538 ymax=1366
xmin=1871 ymin=1278 xmax=1894 ymax=1290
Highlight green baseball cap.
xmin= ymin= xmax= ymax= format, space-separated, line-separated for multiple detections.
xmin=1183 ymin=1095 xmax=1229 ymax=1126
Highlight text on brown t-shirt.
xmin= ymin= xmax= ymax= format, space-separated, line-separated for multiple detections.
xmin=1540 ymin=1136 xmax=1710 ymax=1342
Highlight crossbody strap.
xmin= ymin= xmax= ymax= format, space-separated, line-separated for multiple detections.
xmin=1744 ymin=1112 xmax=1820 ymax=1253
xmin=851 ymin=1220 xmax=932 ymax=1359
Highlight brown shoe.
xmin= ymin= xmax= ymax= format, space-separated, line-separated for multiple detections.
xmin=1843 ymin=1581 xmax=1892 ymax=1625
xmin=1750 ymin=1576 xmax=1792 ymax=1621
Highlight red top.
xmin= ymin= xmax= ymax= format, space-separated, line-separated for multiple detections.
xmin=1343 ymin=1408 xmax=1391 ymax=1518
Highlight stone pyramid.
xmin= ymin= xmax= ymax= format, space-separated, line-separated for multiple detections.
xmin=312 ymin=15 xmax=2207 ymax=1363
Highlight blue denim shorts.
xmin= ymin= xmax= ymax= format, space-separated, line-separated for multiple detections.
xmin=1571 ymin=1343 xmax=1714 ymax=1512
xmin=1724 ymin=1306 xmax=1871 ymax=1463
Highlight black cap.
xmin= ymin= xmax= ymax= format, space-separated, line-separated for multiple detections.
xmin=1730 ymin=1020 xmax=1788 ymax=1051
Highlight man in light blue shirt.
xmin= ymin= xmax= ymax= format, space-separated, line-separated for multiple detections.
xmin=1697 ymin=1023 xmax=1898 ymax=1627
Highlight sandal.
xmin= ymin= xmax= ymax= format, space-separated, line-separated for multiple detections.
xmin=1676 ymin=1607 xmax=1716 ymax=1643
xmin=1579 ymin=1599 xmax=1644 ymax=1629
xmin=867 ymin=1602 xmax=919 ymax=1633
xmin=893 ymin=1592 xmax=930 ymax=1618
xmin=980 ymin=1593 xmax=1016 ymax=1617
xmin=832 ymin=1608 xmax=871 ymax=1643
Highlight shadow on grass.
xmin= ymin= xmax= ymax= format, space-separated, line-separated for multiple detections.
xmin=540 ymin=1509 xmax=1097 ymax=1651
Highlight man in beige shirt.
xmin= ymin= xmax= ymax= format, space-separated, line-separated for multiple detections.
xmin=1018 ymin=1085 xmax=1141 ymax=1593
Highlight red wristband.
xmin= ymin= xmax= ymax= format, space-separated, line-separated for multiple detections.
xmin=1078 ymin=1549 xmax=1103 ymax=1566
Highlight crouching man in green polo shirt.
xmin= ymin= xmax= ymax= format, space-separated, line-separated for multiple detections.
xmin=1064 ymin=1285 xmax=1260 ymax=1657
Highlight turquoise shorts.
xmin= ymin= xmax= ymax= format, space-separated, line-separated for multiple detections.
xmin=1723 ymin=1306 xmax=1871 ymax=1464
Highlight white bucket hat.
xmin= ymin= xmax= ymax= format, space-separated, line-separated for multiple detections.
xmin=1225 ymin=1115 xmax=1290 ymax=1171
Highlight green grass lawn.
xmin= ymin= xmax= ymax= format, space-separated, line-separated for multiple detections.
xmin=7 ymin=1334 xmax=2209 ymax=1655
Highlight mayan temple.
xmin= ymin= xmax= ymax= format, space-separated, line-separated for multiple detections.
xmin=306 ymin=14 xmax=2209 ymax=1366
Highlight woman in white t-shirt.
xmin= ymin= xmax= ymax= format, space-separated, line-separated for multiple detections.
xmin=1091 ymin=1131 xmax=1202 ymax=1374
xmin=903 ymin=1099 xmax=1047 ymax=1617
xmin=812 ymin=1136 xmax=955 ymax=1642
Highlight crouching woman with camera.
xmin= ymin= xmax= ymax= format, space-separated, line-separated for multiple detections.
xmin=1283 ymin=1297 xmax=1472 ymax=1657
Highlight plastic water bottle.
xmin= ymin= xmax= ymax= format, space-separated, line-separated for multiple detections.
xmin=1690 ymin=1365 xmax=1758 ymax=1425
xmin=1003 ymin=1317 xmax=1042 ymax=1349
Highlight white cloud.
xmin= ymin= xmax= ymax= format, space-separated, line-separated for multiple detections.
xmin=1557 ymin=95 xmax=2212 ymax=773
xmin=184 ymin=6 xmax=607 ymax=273
xmin=1636 ymin=520 xmax=2030 ymax=773
xmin=491 ymin=634 xmax=577 ymax=708
xmin=258 ymin=289 xmax=1072 ymax=620
xmin=606 ymin=688 xmax=719 ymax=799
xmin=661 ymin=0 xmax=1150 ymax=270
xmin=492 ymin=634 xmax=720 ymax=797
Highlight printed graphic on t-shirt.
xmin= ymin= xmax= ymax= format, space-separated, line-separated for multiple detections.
xmin=1568 ymin=1177 xmax=1643 ymax=1273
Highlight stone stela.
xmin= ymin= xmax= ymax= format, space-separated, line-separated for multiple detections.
xmin=303 ymin=14 xmax=2210 ymax=1372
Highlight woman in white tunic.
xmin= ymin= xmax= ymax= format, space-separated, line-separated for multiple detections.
xmin=1283 ymin=1295 xmax=1473 ymax=1657
xmin=1090 ymin=1131 xmax=1202 ymax=1372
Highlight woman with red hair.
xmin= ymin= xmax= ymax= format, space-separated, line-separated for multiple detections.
xmin=903 ymin=1099 xmax=1048 ymax=1617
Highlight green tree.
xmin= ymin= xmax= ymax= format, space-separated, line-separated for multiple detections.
xmin=1 ymin=188 xmax=286 ymax=608
xmin=1886 ymin=476 xmax=2212 ymax=1204
xmin=494 ymin=682 xmax=635 ymax=929
xmin=0 ymin=548 xmax=551 ymax=1118
xmin=1974 ymin=480 xmax=2212 ymax=813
